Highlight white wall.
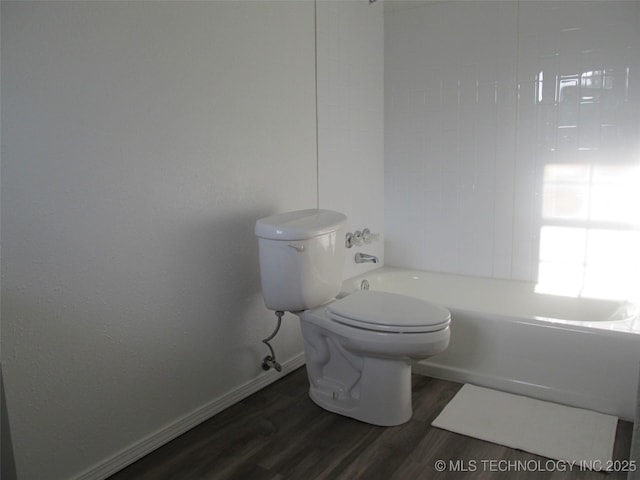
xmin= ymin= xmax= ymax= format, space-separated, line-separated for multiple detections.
xmin=317 ymin=0 xmax=385 ymax=279
xmin=1 ymin=2 xmax=317 ymax=479
xmin=385 ymin=1 xmax=640 ymax=282
xmin=1 ymin=1 xmax=386 ymax=479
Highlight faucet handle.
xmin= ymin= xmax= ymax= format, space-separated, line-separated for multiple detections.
xmin=345 ymin=232 xmax=354 ymax=248
xmin=346 ymin=228 xmax=377 ymax=248
xmin=345 ymin=232 xmax=361 ymax=248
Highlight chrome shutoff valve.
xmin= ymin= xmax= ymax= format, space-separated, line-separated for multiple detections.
xmin=262 ymin=355 xmax=282 ymax=372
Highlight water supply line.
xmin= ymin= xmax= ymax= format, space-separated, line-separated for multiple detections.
xmin=261 ymin=310 xmax=284 ymax=372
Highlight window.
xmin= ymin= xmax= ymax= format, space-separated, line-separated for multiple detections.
xmin=536 ymin=163 xmax=640 ymax=300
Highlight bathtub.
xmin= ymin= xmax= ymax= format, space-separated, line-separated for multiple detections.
xmin=340 ymin=267 xmax=640 ymax=421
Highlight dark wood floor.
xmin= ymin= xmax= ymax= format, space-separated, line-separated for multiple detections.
xmin=109 ymin=367 xmax=633 ymax=480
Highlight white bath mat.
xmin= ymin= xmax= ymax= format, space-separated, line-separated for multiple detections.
xmin=432 ymin=384 xmax=618 ymax=470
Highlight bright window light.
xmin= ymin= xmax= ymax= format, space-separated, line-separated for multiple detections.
xmin=536 ymin=164 xmax=640 ymax=301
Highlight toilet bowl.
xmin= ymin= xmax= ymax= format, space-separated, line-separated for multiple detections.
xmin=255 ymin=209 xmax=451 ymax=426
xmin=298 ymin=290 xmax=450 ymax=426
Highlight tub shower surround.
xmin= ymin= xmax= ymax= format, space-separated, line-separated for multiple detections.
xmin=385 ymin=1 xmax=640 ymax=287
xmin=342 ymin=267 xmax=640 ymax=421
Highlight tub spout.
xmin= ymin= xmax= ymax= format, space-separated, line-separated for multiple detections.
xmin=355 ymin=252 xmax=378 ymax=264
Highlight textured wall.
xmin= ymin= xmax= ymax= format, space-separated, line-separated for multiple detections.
xmin=1 ymin=2 xmax=316 ymax=479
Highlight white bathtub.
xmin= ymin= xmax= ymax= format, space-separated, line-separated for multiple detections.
xmin=340 ymin=267 xmax=640 ymax=421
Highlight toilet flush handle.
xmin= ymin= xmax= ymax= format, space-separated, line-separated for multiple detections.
xmin=288 ymin=243 xmax=305 ymax=252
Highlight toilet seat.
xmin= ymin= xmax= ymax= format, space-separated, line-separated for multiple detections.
xmin=326 ymin=290 xmax=450 ymax=333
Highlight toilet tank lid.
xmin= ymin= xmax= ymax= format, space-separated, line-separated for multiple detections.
xmin=255 ymin=209 xmax=347 ymax=240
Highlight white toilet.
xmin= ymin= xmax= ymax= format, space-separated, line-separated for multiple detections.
xmin=255 ymin=209 xmax=450 ymax=426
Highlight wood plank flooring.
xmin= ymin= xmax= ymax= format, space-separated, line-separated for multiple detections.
xmin=108 ymin=367 xmax=634 ymax=480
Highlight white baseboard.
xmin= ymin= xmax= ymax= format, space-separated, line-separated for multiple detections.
xmin=74 ymin=353 xmax=306 ymax=480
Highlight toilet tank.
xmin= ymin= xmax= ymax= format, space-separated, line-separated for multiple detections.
xmin=255 ymin=209 xmax=347 ymax=312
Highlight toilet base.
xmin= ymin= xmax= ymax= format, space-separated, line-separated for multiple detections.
xmin=307 ymin=356 xmax=413 ymax=426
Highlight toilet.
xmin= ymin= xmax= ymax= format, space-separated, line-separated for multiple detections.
xmin=255 ymin=209 xmax=450 ymax=426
